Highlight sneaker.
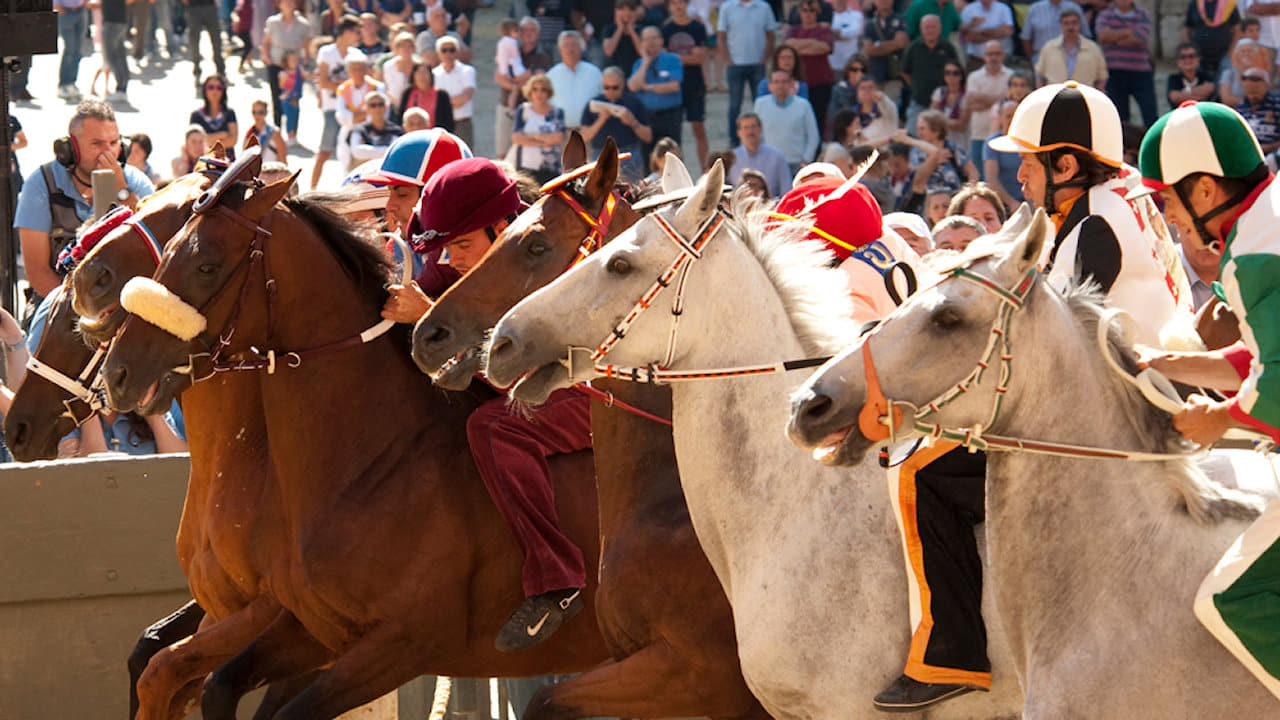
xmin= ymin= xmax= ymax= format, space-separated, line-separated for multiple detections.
xmin=494 ymin=587 xmax=583 ymax=653
xmin=872 ymin=674 xmax=982 ymax=713
xmin=56 ymin=85 xmax=73 ymax=98
xmin=106 ymin=90 xmax=127 ymax=103
xmin=12 ymin=89 xmax=33 ymax=101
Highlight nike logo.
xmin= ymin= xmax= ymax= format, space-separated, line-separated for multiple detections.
xmin=526 ymin=611 xmax=551 ymax=637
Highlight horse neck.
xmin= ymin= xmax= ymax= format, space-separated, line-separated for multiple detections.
xmin=588 ymin=381 xmax=682 ymax=527
xmin=253 ymin=212 xmax=477 ymax=507
xmin=981 ymin=287 xmax=1248 ymax=675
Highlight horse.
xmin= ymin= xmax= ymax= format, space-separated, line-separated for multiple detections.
xmin=8 ymin=169 xmax=214 ymax=461
xmin=97 ymin=167 xmax=609 ymax=720
xmin=786 ymin=206 xmax=1279 ymax=717
xmin=484 ymin=162 xmax=1022 ymax=719
xmin=412 ymin=135 xmax=770 ymax=720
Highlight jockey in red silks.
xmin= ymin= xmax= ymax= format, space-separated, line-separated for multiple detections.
xmin=382 ymin=157 xmax=590 ymax=653
xmin=772 ymin=175 xmax=929 ymax=325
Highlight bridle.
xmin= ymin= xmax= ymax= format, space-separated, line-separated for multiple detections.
xmin=856 ymin=261 xmax=1199 ymax=462
xmin=562 ymin=208 xmax=832 ymax=385
xmin=24 ymin=343 xmax=109 ymax=427
xmin=553 ymin=185 xmax=620 ymax=270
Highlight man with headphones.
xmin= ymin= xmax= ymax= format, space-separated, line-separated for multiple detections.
xmin=14 ymin=98 xmax=153 ymax=305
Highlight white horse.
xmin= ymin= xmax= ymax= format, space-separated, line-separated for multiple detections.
xmin=484 ymin=162 xmax=1022 ymax=720
xmin=787 ymin=206 xmax=1279 ymax=718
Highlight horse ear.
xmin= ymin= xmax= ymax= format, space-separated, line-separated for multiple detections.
xmin=1005 ymin=206 xmax=1049 ymax=275
xmin=673 ymin=160 xmax=724 ymax=235
xmin=582 ymin=139 xmax=619 ymax=207
xmin=998 ymin=203 xmax=1033 ymax=241
xmin=209 ymin=141 xmax=226 ymax=160
xmin=244 ymin=133 xmax=260 ymax=150
xmin=562 ymin=131 xmax=587 ymax=171
xmin=242 ymin=171 xmax=299 ymax=221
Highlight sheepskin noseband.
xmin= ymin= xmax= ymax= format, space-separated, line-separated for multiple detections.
xmin=120 ymin=277 xmax=208 ymax=342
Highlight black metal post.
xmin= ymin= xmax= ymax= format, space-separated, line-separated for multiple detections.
xmin=0 ymin=55 xmax=16 ymax=317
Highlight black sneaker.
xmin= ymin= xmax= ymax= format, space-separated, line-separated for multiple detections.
xmin=872 ymin=674 xmax=981 ymax=713
xmin=494 ymin=587 xmax=583 ymax=653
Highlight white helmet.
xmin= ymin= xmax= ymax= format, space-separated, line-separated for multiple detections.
xmin=988 ymin=81 xmax=1123 ymax=167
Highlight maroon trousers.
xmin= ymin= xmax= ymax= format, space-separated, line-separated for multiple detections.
xmin=467 ymin=388 xmax=591 ymax=597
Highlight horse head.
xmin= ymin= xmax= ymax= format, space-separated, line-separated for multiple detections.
xmin=72 ymin=164 xmax=229 ymax=345
xmin=4 ymin=285 xmax=99 ymax=460
xmin=413 ymin=136 xmax=637 ymax=390
xmin=486 ymin=160 xmax=728 ymax=404
xmin=102 ymin=170 xmax=294 ymax=415
xmin=788 ymin=204 xmax=1050 ymax=466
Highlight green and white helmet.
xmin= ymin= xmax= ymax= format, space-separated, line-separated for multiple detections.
xmin=1131 ymin=100 xmax=1265 ymax=197
xmin=1130 ymin=101 xmax=1268 ymax=246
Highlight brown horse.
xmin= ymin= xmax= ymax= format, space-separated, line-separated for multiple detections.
xmin=8 ymin=170 xmax=215 ymax=461
xmin=413 ymin=136 xmax=769 ymax=720
xmin=99 ymin=169 xmax=608 ymax=720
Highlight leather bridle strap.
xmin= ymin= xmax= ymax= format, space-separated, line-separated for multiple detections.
xmin=556 ymin=189 xmax=620 ymax=270
xmin=24 ymin=344 xmax=109 ymax=426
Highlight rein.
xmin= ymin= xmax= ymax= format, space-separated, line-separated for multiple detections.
xmin=857 ymin=264 xmax=1198 ymax=462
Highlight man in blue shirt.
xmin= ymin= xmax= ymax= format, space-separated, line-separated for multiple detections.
xmin=14 ymin=98 xmax=154 ymax=304
xmin=629 ymin=25 xmax=684 ymax=159
xmin=717 ymin=0 xmax=778 ymax=147
xmin=753 ymin=69 xmax=820 ymax=176
xmin=729 ymin=111 xmax=791 ymax=196
xmin=1237 ymin=66 xmax=1280 ymax=154
xmin=580 ymin=66 xmax=655 ymax=183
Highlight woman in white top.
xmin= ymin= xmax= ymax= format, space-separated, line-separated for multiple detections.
xmin=510 ymin=74 xmax=566 ymax=184
xmin=380 ymin=32 xmax=418 ymax=115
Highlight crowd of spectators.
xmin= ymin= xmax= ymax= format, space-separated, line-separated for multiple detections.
xmin=14 ymin=0 xmax=1280 ymax=461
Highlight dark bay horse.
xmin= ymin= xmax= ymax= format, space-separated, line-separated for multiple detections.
xmin=413 ymin=136 xmax=769 ymax=720
xmin=98 ymin=169 xmax=607 ymax=720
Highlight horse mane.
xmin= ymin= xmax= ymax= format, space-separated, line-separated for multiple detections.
xmin=720 ymin=196 xmax=859 ymax=357
xmin=1059 ymin=282 xmax=1262 ymax=525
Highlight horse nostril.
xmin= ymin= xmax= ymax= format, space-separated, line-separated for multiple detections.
xmin=801 ymin=393 xmax=834 ymax=423
xmin=424 ymin=323 xmax=451 ymax=346
xmin=10 ymin=421 xmax=28 ymax=449
xmin=489 ymin=334 xmax=513 ymax=360
xmin=91 ymin=267 xmax=113 ymax=298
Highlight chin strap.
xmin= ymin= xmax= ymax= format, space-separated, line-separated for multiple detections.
xmin=1172 ymin=180 xmax=1252 ymax=253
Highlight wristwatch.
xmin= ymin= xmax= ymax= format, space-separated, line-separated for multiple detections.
xmin=117 ymin=186 xmax=130 ymax=202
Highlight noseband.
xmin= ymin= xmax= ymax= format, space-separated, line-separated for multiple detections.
xmin=24 ymin=344 xmax=109 ymax=426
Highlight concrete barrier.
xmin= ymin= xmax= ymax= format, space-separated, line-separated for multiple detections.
xmin=0 ymin=453 xmax=413 ymax=719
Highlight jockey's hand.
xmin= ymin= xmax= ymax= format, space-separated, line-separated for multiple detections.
xmin=1133 ymin=343 xmax=1165 ymax=371
xmin=1173 ymin=394 xmax=1236 ymax=446
xmin=381 ymin=282 xmax=433 ymax=324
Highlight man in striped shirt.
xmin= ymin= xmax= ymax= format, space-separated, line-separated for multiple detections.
xmin=1096 ymin=0 xmax=1157 ymax=127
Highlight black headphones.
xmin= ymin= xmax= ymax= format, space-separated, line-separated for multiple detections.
xmin=53 ymin=135 xmax=131 ymax=169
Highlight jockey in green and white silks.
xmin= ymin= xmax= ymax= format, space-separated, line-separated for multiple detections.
xmin=1133 ymin=99 xmax=1280 ymax=699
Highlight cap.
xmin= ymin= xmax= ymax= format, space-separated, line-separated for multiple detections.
xmin=1243 ymin=66 xmax=1270 ymax=80
xmin=987 ymin=81 xmax=1123 ymax=166
xmin=1128 ymin=100 xmax=1266 ymax=199
xmin=773 ymin=176 xmax=882 ymax=261
xmin=882 ymin=212 xmax=932 ymax=242
xmin=410 ymin=157 xmax=524 ymax=254
xmin=792 ymin=162 xmax=847 ymax=188
xmin=365 ymin=128 xmax=472 ymax=187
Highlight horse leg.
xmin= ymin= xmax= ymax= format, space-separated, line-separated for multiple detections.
xmin=270 ymin=626 xmax=422 ymax=720
xmin=250 ymin=672 xmax=324 ymax=720
xmin=128 ymin=599 xmax=206 ymax=719
xmin=135 ymin=595 xmax=281 ymax=720
xmin=521 ymin=643 xmax=767 ymax=720
xmin=202 ymin=610 xmax=333 ymax=720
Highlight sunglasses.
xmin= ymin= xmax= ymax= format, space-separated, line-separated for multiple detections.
xmin=252 ymin=109 xmax=267 ymax=115
xmin=1179 ymin=53 xmax=1199 ymax=59
xmin=603 ymin=84 xmax=623 ymax=90
xmin=1244 ymin=76 xmax=1267 ymax=81
xmin=367 ymin=101 xmax=386 ymax=107
xmin=205 ymin=84 xmax=225 ymax=90
xmin=849 ymin=65 xmax=865 ymax=72
xmin=440 ymin=47 xmax=457 ymax=53
xmin=944 ymin=70 xmax=962 ymax=75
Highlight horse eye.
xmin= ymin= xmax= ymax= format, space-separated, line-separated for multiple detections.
xmin=197 ymin=263 xmax=218 ymax=275
xmin=931 ymin=307 xmax=963 ymax=330
xmin=606 ymin=256 xmax=631 ymax=275
xmin=526 ymin=240 xmax=548 ymax=257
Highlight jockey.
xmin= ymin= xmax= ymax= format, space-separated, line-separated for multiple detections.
xmin=364 ymin=128 xmax=472 ymax=299
xmin=772 ymin=177 xmax=927 ymax=325
xmin=988 ymin=81 xmax=1194 ymax=347
xmin=1130 ymin=100 xmax=1280 ymax=699
xmin=384 ymin=157 xmax=591 ymax=652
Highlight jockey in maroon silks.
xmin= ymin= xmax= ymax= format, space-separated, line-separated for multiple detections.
xmin=382 ymin=157 xmax=590 ymax=652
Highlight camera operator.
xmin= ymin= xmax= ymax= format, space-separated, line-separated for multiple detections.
xmin=14 ymin=98 xmax=153 ymax=305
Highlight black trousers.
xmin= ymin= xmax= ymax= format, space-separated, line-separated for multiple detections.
xmin=894 ymin=442 xmax=990 ymax=686
xmin=645 ymin=106 xmax=683 ymax=163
